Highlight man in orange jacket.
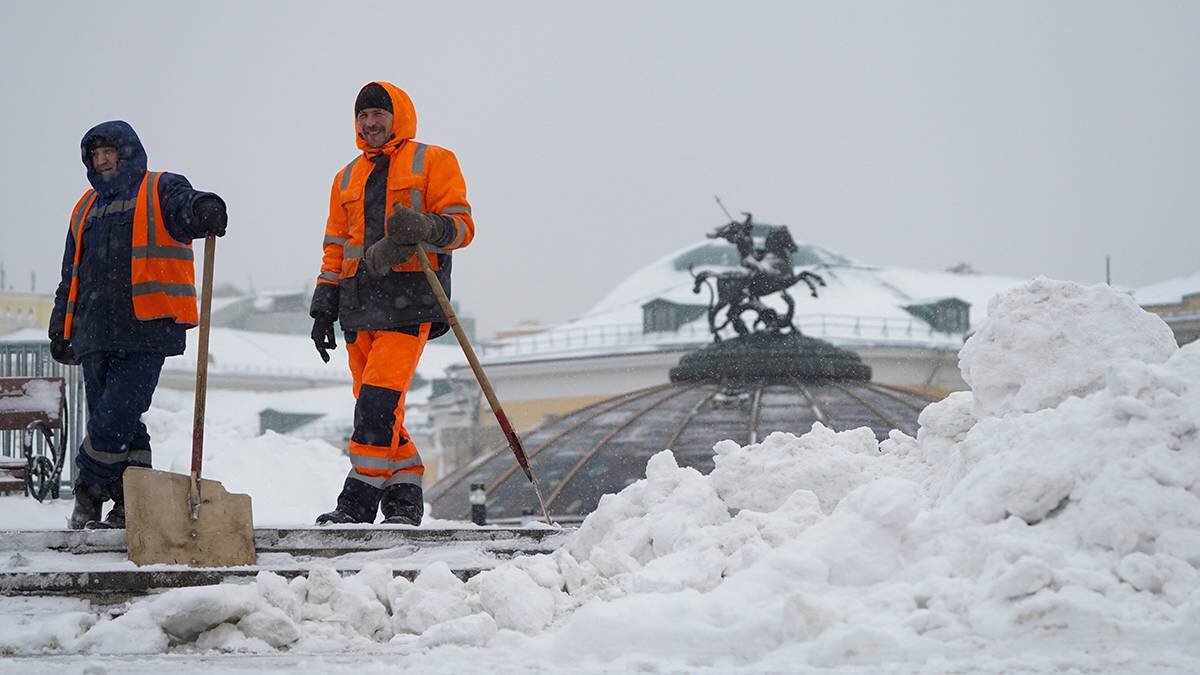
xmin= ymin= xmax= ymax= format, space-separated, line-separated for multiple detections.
xmin=310 ymin=82 xmax=474 ymax=525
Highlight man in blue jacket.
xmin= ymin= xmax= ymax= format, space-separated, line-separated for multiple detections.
xmin=49 ymin=120 xmax=228 ymax=529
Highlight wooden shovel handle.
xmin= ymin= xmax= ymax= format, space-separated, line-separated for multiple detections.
xmin=191 ymin=235 xmax=216 ymax=480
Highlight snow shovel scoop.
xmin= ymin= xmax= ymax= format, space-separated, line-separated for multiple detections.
xmin=123 ymin=235 xmax=256 ymax=567
xmin=415 ymin=249 xmax=555 ymax=525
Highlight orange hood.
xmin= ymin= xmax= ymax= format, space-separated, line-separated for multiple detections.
xmin=355 ymin=81 xmax=417 ymax=155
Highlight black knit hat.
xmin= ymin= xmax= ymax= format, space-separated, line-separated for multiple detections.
xmin=355 ymin=83 xmax=392 ymax=114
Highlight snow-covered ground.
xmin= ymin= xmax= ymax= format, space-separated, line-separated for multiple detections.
xmin=2 ymin=277 xmax=1198 ymax=673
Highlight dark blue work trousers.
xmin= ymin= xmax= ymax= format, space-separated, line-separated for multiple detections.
xmin=76 ymin=351 xmax=166 ymax=486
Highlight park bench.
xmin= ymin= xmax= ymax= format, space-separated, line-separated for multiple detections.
xmin=0 ymin=376 xmax=68 ymax=501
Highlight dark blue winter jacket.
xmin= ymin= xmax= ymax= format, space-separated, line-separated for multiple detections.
xmin=49 ymin=121 xmax=221 ymax=358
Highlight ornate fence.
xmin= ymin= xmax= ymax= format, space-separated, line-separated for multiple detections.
xmin=479 ymin=314 xmax=963 ymax=358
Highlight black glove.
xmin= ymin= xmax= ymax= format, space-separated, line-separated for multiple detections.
xmin=311 ymin=317 xmax=337 ymax=363
xmin=193 ymin=196 xmax=228 ymax=238
xmin=50 ymin=336 xmax=79 ymax=366
xmin=362 ymin=238 xmax=417 ymax=277
xmin=386 ymin=204 xmax=445 ymax=244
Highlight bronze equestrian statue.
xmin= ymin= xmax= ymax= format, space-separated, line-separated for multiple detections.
xmin=690 ymin=214 xmax=825 ymax=342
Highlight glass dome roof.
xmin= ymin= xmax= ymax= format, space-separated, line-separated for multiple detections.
xmin=428 ymin=380 xmax=931 ymax=523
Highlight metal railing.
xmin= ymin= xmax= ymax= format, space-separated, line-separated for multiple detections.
xmin=0 ymin=340 xmax=86 ymax=486
xmin=479 ymin=314 xmax=964 ymax=357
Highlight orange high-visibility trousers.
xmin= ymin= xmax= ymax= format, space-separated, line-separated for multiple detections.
xmin=344 ymin=324 xmax=430 ymax=488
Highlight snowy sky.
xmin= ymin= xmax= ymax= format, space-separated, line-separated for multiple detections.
xmin=2 ymin=1 xmax=1197 ymax=336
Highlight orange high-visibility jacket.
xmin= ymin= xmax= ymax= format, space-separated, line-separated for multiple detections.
xmin=63 ymin=171 xmax=197 ymax=338
xmin=314 ymin=82 xmax=474 ymax=326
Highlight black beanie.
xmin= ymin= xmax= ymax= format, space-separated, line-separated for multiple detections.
xmin=355 ymin=83 xmax=392 ymax=114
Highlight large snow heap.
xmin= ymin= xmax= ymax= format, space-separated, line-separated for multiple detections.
xmin=7 ymin=278 xmax=1198 ymax=672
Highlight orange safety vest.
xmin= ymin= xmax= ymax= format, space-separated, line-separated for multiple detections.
xmin=63 ymin=171 xmax=198 ymax=339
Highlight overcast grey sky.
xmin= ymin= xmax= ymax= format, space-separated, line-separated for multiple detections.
xmin=2 ymin=1 xmax=1196 ymax=335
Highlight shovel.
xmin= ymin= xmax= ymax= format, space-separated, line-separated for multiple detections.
xmin=414 ymin=248 xmax=554 ymax=525
xmin=124 ymin=235 xmax=256 ymax=567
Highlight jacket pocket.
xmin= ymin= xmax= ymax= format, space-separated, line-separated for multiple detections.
xmin=386 ymin=174 xmax=427 ymax=213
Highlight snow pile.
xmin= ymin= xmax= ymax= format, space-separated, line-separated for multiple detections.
xmin=959 ymin=276 xmax=1177 ymax=417
xmin=8 ymin=279 xmax=1200 ymax=672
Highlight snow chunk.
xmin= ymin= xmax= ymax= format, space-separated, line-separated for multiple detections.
xmin=470 ymin=565 xmax=558 ymax=634
xmin=959 ymin=278 xmax=1177 ymax=418
xmin=392 ymin=562 xmax=472 ymax=635
xmin=237 ymin=606 xmax=301 ymax=648
xmin=710 ymin=426 xmax=886 ymax=514
xmin=76 ymin=608 xmax=167 ymax=654
xmin=151 ymin=585 xmax=259 ymax=642
xmin=418 ymin=612 xmax=498 ymax=648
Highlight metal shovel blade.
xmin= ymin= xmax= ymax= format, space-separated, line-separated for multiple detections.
xmin=123 ymin=466 xmax=256 ymax=567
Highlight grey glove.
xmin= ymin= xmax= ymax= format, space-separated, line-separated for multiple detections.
xmin=362 ymin=238 xmax=417 ymax=277
xmin=386 ymin=204 xmax=445 ymax=244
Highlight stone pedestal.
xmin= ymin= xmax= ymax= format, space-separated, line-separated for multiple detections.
xmin=669 ymin=332 xmax=871 ymax=383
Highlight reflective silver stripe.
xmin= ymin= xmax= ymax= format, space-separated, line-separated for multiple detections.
xmin=440 ymin=205 xmax=471 ymax=216
xmin=383 ymin=471 xmax=423 ymax=488
xmin=448 ymin=217 xmax=468 ymax=249
xmin=349 ymin=453 xmax=423 ymax=472
xmin=340 ymin=158 xmax=359 ymax=190
xmin=411 ymin=143 xmax=427 ymax=174
xmin=65 ymin=300 xmax=75 ymax=314
xmin=87 ymin=198 xmax=137 ymax=219
xmin=87 ymin=199 xmax=135 ymax=220
xmin=324 ymin=235 xmax=348 ymax=246
xmin=128 ymin=449 xmax=152 ymax=465
xmin=132 ymin=281 xmax=197 ymax=298
xmin=318 ymin=271 xmax=341 ymax=282
xmin=347 ymin=471 xmax=388 ymax=489
xmin=419 ymin=243 xmax=451 ymax=255
xmin=349 ymin=454 xmax=393 ymax=471
xmin=409 ymin=188 xmax=422 ymax=212
xmin=132 ymin=246 xmax=194 ymax=261
xmin=110 ymin=198 xmax=138 ymax=214
xmin=345 ymin=245 xmax=364 ymax=259
xmin=70 ymin=191 xmax=95 ymax=236
xmin=145 ymin=172 xmax=160 ymax=249
xmin=82 ymin=436 xmax=128 ymax=464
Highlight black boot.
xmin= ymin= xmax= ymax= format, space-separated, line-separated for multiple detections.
xmin=380 ymin=483 xmax=424 ymax=526
xmin=86 ymin=480 xmax=125 ymax=529
xmin=68 ymin=481 xmax=105 ymax=530
xmin=316 ymin=477 xmax=380 ymax=525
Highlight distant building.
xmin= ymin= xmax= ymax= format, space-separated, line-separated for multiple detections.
xmin=210 ymin=289 xmax=313 ymax=335
xmin=0 ymin=291 xmax=53 ymax=336
xmin=208 ymin=286 xmax=476 ymax=346
xmin=1133 ymin=272 xmax=1200 ymax=346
